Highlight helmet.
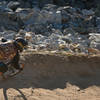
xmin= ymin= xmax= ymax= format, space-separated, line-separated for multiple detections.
xmin=1 ymin=37 xmax=7 ymax=42
xmin=15 ymin=37 xmax=28 ymax=51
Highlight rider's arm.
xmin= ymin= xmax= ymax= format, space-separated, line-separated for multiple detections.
xmin=11 ymin=51 xmax=23 ymax=71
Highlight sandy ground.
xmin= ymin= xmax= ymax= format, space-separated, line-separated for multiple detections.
xmin=0 ymin=51 xmax=100 ymax=100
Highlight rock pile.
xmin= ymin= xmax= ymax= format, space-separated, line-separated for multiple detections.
xmin=0 ymin=0 xmax=100 ymax=54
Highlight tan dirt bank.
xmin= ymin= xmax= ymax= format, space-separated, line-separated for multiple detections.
xmin=0 ymin=51 xmax=100 ymax=100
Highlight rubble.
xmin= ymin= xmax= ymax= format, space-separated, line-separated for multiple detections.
xmin=0 ymin=0 xmax=99 ymax=54
xmin=89 ymin=33 xmax=100 ymax=50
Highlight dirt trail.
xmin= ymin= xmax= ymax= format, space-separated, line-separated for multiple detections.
xmin=0 ymin=51 xmax=100 ymax=100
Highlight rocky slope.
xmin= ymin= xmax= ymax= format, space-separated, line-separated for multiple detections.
xmin=0 ymin=0 xmax=100 ymax=54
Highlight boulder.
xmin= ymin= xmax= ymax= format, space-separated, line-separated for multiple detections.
xmin=0 ymin=30 xmax=17 ymax=40
xmin=7 ymin=1 xmax=20 ymax=11
xmin=89 ymin=33 xmax=100 ymax=49
xmin=82 ymin=9 xmax=95 ymax=16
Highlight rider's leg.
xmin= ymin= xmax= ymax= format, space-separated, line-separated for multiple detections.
xmin=11 ymin=51 xmax=24 ymax=71
xmin=0 ymin=72 xmax=6 ymax=79
xmin=0 ymin=62 xmax=8 ymax=79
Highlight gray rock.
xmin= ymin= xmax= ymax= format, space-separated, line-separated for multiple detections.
xmin=31 ymin=34 xmax=47 ymax=45
xmin=16 ymin=6 xmax=61 ymax=25
xmin=16 ymin=29 xmax=27 ymax=39
xmin=42 ymin=4 xmax=57 ymax=12
xmin=31 ymin=0 xmax=39 ymax=8
xmin=39 ymin=0 xmax=53 ymax=8
xmin=0 ymin=12 xmax=21 ymax=31
xmin=16 ymin=8 xmax=37 ymax=25
xmin=0 ymin=6 xmax=12 ymax=13
xmin=89 ymin=33 xmax=100 ymax=49
xmin=89 ymin=33 xmax=100 ymax=43
xmin=7 ymin=1 xmax=20 ymax=11
xmin=82 ymin=9 xmax=95 ymax=16
xmin=61 ymin=36 xmax=72 ymax=43
xmin=0 ymin=30 xmax=17 ymax=40
xmin=61 ymin=9 xmax=70 ymax=24
xmin=17 ymin=0 xmax=32 ymax=8
xmin=96 ymin=17 xmax=100 ymax=27
xmin=63 ymin=28 xmax=76 ymax=35
xmin=96 ymin=17 xmax=100 ymax=32
xmin=25 ymin=24 xmax=50 ymax=36
xmin=53 ymin=0 xmax=66 ymax=6
xmin=95 ymin=3 xmax=100 ymax=16
xmin=90 ymin=42 xmax=100 ymax=50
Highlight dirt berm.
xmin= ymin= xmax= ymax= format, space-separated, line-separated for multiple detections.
xmin=0 ymin=51 xmax=100 ymax=100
